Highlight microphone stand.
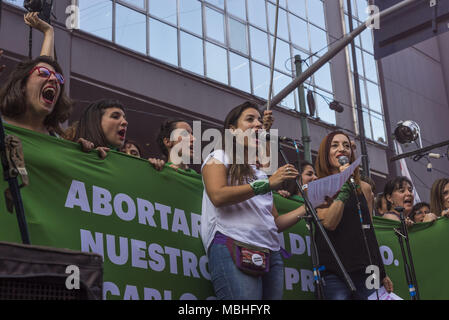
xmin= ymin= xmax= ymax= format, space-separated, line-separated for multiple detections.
xmin=393 ymin=206 xmax=419 ymax=300
xmin=277 ymin=143 xmax=356 ymax=296
xmin=291 ymin=140 xmax=325 ymax=299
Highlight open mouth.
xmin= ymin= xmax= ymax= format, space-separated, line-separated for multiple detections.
xmin=403 ymin=199 xmax=413 ymax=206
xmin=118 ymin=129 xmax=126 ymax=140
xmin=42 ymin=86 xmax=56 ymax=104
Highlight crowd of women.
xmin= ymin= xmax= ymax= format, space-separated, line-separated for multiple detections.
xmin=0 ymin=14 xmax=448 ymax=301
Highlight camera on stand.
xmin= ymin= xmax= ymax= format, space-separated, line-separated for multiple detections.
xmin=23 ymin=0 xmax=53 ymax=23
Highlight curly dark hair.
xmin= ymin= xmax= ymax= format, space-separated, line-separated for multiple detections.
xmin=0 ymin=56 xmax=72 ymax=135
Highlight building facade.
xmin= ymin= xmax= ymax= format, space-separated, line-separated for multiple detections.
xmin=1 ymin=0 xmax=448 ymax=201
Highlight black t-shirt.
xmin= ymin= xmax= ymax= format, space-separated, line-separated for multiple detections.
xmin=315 ymin=191 xmax=386 ymax=280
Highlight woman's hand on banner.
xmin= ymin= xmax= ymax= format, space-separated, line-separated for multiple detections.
xmin=77 ymin=138 xmax=109 ymax=159
xmin=148 ymin=158 xmax=165 ymax=171
xmin=382 ymin=276 xmax=394 ymax=293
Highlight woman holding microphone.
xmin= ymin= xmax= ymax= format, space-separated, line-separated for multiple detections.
xmin=314 ymin=130 xmax=393 ymax=300
xmin=201 ymin=101 xmax=307 ymax=300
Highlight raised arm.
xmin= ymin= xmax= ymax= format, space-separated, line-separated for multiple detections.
xmin=24 ymin=12 xmax=54 ymax=58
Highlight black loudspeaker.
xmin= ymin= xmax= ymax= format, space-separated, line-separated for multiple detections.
xmin=0 ymin=242 xmax=103 ymax=300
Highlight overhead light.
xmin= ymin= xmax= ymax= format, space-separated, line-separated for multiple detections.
xmin=394 ymin=120 xmax=421 ymax=146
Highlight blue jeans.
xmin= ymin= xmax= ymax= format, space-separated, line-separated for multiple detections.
xmin=323 ymin=271 xmax=376 ymax=300
xmin=208 ymin=242 xmax=284 ymax=300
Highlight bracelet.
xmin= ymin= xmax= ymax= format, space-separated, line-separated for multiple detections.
xmin=250 ymin=179 xmax=271 ymax=195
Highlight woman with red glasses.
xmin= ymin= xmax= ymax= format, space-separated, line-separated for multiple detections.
xmin=0 ymin=55 xmax=71 ymax=137
xmin=0 ymin=11 xmax=71 ymax=136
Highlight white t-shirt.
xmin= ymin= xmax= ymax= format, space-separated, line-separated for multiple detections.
xmin=200 ymin=150 xmax=280 ymax=252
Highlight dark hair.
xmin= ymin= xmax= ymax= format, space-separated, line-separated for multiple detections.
xmin=283 ymin=161 xmax=316 ymax=196
xmin=72 ymin=99 xmax=125 ymax=148
xmin=430 ymin=178 xmax=449 ymax=216
xmin=0 ymin=56 xmax=72 ymax=135
xmin=223 ymin=101 xmax=261 ymax=185
xmin=299 ymin=160 xmax=314 ymax=173
xmin=121 ymin=139 xmax=142 ymax=157
xmin=410 ymin=202 xmax=430 ymax=221
xmin=374 ymin=193 xmax=386 ymax=212
xmin=157 ymin=119 xmax=188 ymax=158
xmin=383 ymin=176 xmax=413 ymax=210
xmin=315 ymin=130 xmax=361 ymax=190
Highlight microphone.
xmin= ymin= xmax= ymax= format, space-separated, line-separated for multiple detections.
xmin=259 ymin=132 xmax=301 ymax=145
xmin=338 ymin=155 xmax=356 ymax=187
xmin=338 ymin=155 xmax=349 ymax=166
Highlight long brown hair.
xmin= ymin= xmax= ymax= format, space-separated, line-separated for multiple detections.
xmin=0 ymin=56 xmax=72 ymax=135
xmin=315 ymin=130 xmax=361 ymax=190
xmin=430 ymin=178 xmax=449 ymax=216
xmin=222 ymin=101 xmax=260 ymax=186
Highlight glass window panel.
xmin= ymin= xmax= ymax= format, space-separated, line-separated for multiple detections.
xmin=270 ymin=37 xmax=291 ymax=72
xmin=248 ymin=0 xmax=267 ymax=30
xmin=180 ymin=0 xmax=203 ymax=35
xmin=228 ymin=18 xmax=248 ymax=54
xmin=149 ymin=18 xmax=178 ymax=65
xmin=288 ymin=0 xmax=306 ymax=18
xmin=356 ymin=0 xmax=369 ymax=21
xmin=252 ymin=61 xmax=271 ymax=99
xmin=273 ymin=72 xmax=296 ymax=110
xmin=358 ymin=77 xmax=368 ymax=106
xmin=230 ymin=53 xmax=251 ymax=93
xmin=249 ymin=27 xmax=269 ymax=64
xmin=307 ymin=0 xmax=325 ymax=29
xmin=309 ymin=24 xmax=327 ymax=55
xmin=116 ymin=4 xmax=146 ymax=54
xmin=227 ymin=0 xmax=246 ymax=20
xmin=269 ymin=0 xmax=286 ymax=8
xmin=314 ymin=62 xmax=332 ymax=92
xmin=366 ymin=81 xmax=382 ymax=113
xmin=371 ymin=113 xmax=386 ymax=144
xmin=289 ymin=14 xmax=308 ymax=50
xmin=205 ymin=42 xmax=228 ymax=84
xmin=79 ymin=0 xmax=113 ymax=41
xmin=363 ymin=51 xmax=378 ymax=82
xmin=4 ymin=0 xmax=21 ymax=6
xmin=180 ymin=31 xmax=204 ymax=75
xmin=268 ymin=4 xmax=289 ymax=40
xmin=205 ymin=0 xmax=224 ymax=9
xmin=361 ymin=28 xmax=373 ymax=53
xmin=354 ymin=47 xmax=364 ymax=76
xmin=205 ymin=7 xmax=225 ymax=43
xmin=315 ymin=88 xmax=336 ymax=124
xmin=122 ymin=0 xmax=145 ymax=9
xmin=363 ymin=108 xmax=373 ymax=140
xmin=149 ymin=0 xmax=177 ymax=25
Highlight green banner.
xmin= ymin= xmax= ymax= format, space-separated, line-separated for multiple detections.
xmin=0 ymin=124 xmax=447 ymax=300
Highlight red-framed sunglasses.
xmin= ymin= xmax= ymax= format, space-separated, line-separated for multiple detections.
xmin=29 ymin=66 xmax=65 ymax=85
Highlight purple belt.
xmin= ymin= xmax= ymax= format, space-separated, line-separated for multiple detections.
xmin=212 ymin=232 xmax=292 ymax=259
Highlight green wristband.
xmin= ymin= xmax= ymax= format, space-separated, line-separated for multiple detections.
xmin=336 ymin=183 xmax=351 ymax=203
xmin=250 ymin=179 xmax=271 ymax=195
